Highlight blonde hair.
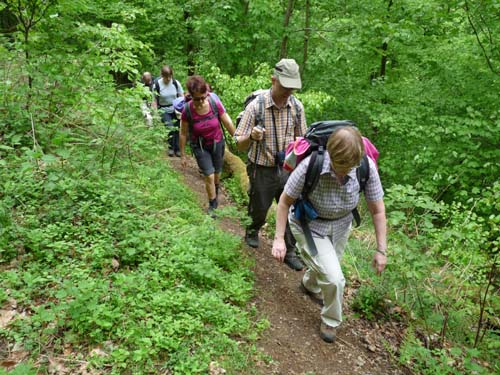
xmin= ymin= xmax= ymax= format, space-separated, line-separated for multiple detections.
xmin=326 ymin=127 xmax=364 ymax=173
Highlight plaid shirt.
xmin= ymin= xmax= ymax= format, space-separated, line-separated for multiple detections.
xmin=285 ymin=153 xmax=384 ymax=237
xmin=235 ymin=89 xmax=307 ymax=166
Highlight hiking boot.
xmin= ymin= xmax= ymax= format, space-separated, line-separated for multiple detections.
xmin=208 ymin=198 xmax=218 ymax=218
xmin=175 ymin=151 xmax=181 ymax=157
xmin=284 ymin=252 xmax=304 ymax=271
xmin=320 ymin=322 xmax=337 ymax=343
xmin=300 ymin=282 xmax=323 ymax=306
xmin=207 ymin=206 xmax=217 ymax=219
xmin=245 ymin=231 xmax=259 ymax=248
xmin=168 ymin=149 xmax=174 ymax=157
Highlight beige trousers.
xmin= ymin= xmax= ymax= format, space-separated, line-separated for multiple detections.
xmin=290 ymin=220 xmax=351 ymax=328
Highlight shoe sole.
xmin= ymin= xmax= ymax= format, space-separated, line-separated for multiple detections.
xmin=320 ymin=332 xmax=336 ymax=343
xmin=285 ymin=258 xmax=304 ymax=271
xmin=244 ymin=233 xmax=259 ymax=248
xmin=300 ymin=283 xmax=323 ymax=306
xmin=245 ymin=239 xmax=259 ymax=248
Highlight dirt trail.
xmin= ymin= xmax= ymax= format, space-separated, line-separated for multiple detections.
xmin=168 ymin=155 xmax=410 ymax=375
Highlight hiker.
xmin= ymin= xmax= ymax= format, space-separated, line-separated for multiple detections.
xmin=154 ymin=65 xmax=184 ymax=157
xmin=179 ymin=75 xmax=236 ymax=217
xmin=271 ymin=126 xmax=387 ymax=343
xmin=234 ymin=58 xmax=307 ymax=271
xmin=140 ymin=71 xmax=154 ymax=127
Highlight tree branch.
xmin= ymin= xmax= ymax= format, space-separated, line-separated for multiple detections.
xmin=464 ymin=0 xmax=499 ymax=75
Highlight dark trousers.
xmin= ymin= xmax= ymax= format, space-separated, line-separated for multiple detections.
xmin=247 ymin=163 xmax=296 ymax=254
xmin=161 ymin=110 xmax=180 ymax=152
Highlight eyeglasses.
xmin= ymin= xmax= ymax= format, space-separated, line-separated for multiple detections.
xmin=192 ymin=95 xmax=207 ymax=102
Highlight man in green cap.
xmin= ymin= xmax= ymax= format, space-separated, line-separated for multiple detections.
xmin=234 ymin=58 xmax=307 ymax=271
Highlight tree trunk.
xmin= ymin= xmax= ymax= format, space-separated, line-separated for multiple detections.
xmin=374 ymin=0 xmax=393 ymax=81
xmin=184 ymin=10 xmax=196 ymax=76
xmin=302 ymin=0 xmax=311 ymax=75
xmin=379 ymin=41 xmax=388 ymax=79
xmin=279 ymin=0 xmax=295 ymax=59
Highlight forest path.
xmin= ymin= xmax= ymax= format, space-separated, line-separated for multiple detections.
xmin=167 ymin=153 xmax=410 ymax=375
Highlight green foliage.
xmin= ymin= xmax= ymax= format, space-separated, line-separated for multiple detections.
xmin=0 ymin=363 xmax=38 ymax=375
xmin=351 ymin=282 xmax=389 ymax=321
xmin=0 ymin=31 xmax=258 ymax=371
xmin=0 ymin=138 xmax=258 ymax=373
xmin=399 ymin=329 xmax=492 ymax=375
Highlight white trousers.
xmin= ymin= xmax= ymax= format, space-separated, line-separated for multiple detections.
xmin=141 ymin=102 xmax=153 ymax=127
xmin=290 ymin=220 xmax=350 ymax=328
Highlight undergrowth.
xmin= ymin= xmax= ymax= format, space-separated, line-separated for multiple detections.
xmin=0 ymin=117 xmax=263 ymax=374
xmin=344 ymin=190 xmax=499 ymax=375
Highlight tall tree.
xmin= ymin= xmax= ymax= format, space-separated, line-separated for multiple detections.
xmin=302 ymin=0 xmax=311 ymax=75
xmin=280 ymin=0 xmax=295 ymax=59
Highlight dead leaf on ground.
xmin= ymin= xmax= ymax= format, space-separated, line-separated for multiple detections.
xmin=0 ymin=309 xmax=16 ymax=329
xmin=0 ymin=360 xmax=17 ymax=370
xmin=209 ymin=361 xmax=226 ymax=375
xmin=88 ymin=347 xmax=108 ymax=357
xmin=111 ymin=258 xmax=120 ymax=271
xmin=48 ymin=356 xmax=69 ymax=374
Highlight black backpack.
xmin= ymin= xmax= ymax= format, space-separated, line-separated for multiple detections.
xmin=235 ymin=89 xmax=267 ymax=127
xmin=290 ymin=120 xmax=372 ymax=256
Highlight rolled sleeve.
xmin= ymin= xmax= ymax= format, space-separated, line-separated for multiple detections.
xmin=234 ymin=103 xmax=255 ymax=138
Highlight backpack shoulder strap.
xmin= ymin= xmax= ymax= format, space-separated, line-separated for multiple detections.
xmin=302 ymin=148 xmax=324 ymax=200
xmin=173 ymin=79 xmax=183 ymax=97
xmin=207 ymin=94 xmax=219 ymax=121
xmin=351 ymin=154 xmax=370 ymax=227
xmin=356 ymin=154 xmax=370 ymax=193
xmin=184 ymin=102 xmax=193 ymax=133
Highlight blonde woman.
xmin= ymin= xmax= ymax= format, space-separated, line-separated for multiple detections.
xmin=272 ymin=126 xmax=387 ymax=343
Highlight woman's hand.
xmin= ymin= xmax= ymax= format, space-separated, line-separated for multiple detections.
xmin=272 ymin=237 xmax=286 ymax=262
xmin=372 ymin=251 xmax=387 ymax=275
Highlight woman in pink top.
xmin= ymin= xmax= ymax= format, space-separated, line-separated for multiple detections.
xmin=179 ymin=75 xmax=235 ymax=217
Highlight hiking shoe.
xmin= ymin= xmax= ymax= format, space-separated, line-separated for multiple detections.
xmin=168 ymin=149 xmax=174 ymax=157
xmin=300 ymin=282 xmax=323 ymax=306
xmin=320 ymin=322 xmax=337 ymax=343
xmin=175 ymin=151 xmax=181 ymax=157
xmin=207 ymin=206 xmax=217 ymax=219
xmin=284 ymin=252 xmax=304 ymax=271
xmin=245 ymin=231 xmax=259 ymax=248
